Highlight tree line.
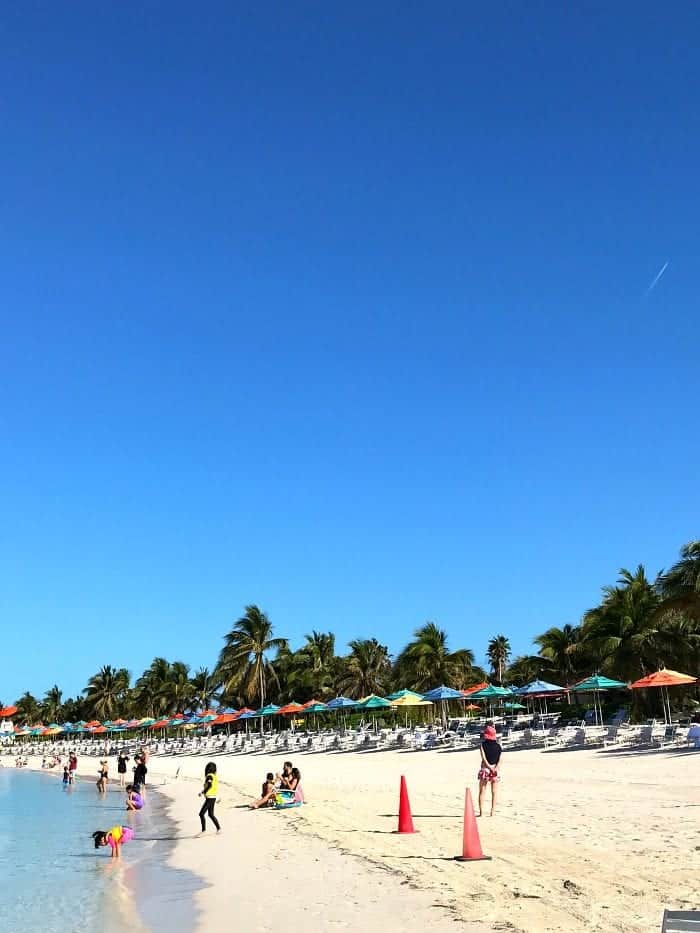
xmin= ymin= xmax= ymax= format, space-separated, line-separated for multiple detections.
xmin=6 ymin=540 xmax=699 ymax=724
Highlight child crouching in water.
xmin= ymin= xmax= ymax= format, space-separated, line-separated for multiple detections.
xmin=126 ymin=783 xmax=144 ymax=811
xmin=92 ymin=825 xmax=134 ymax=858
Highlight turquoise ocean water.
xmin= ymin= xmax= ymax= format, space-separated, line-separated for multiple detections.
xmin=0 ymin=767 xmax=200 ymax=933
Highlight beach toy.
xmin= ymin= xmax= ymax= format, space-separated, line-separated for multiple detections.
xmin=274 ymin=789 xmax=304 ymax=810
xmin=395 ymin=775 xmax=416 ymax=834
xmin=454 ymin=789 xmax=491 ymax=862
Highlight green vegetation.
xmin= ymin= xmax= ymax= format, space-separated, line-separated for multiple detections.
xmin=7 ymin=540 xmax=699 ymax=723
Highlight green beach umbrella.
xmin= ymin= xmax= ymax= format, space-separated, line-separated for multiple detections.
xmin=385 ymin=689 xmax=425 ymax=702
xmin=357 ymin=695 xmax=391 ymax=709
xmin=572 ymin=675 xmax=627 ymax=725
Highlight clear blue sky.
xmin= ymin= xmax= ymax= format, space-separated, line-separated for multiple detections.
xmin=2 ymin=3 xmax=698 ymax=702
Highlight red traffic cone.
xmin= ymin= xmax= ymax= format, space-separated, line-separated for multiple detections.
xmin=454 ymin=788 xmax=491 ymax=861
xmin=395 ymin=775 xmax=417 ymax=834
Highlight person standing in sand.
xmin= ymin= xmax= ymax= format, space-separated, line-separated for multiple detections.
xmin=198 ymin=762 xmax=221 ymax=834
xmin=477 ymin=724 xmax=501 ymax=817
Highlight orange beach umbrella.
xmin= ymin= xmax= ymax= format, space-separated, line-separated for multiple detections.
xmin=629 ymin=669 xmax=697 ymax=724
xmin=461 ymin=683 xmax=489 ymax=697
xmin=277 ymin=702 xmax=304 ymax=715
xmin=0 ymin=706 xmax=18 ymax=718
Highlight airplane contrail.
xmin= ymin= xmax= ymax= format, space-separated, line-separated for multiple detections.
xmin=645 ymin=260 xmax=669 ymax=295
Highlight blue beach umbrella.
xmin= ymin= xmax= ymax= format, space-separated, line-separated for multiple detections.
xmin=326 ymin=696 xmax=356 ymax=709
xmin=514 ymin=679 xmax=564 ymax=695
xmin=422 ymin=685 xmax=465 ymax=726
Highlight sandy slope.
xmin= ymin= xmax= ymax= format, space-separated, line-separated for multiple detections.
xmin=145 ymin=740 xmax=699 ymax=932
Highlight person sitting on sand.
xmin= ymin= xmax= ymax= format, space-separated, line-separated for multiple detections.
xmin=250 ymin=772 xmax=277 ymax=809
xmin=286 ymin=767 xmax=301 ymax=792
xmin=277 ymin=761 xmax=294 ymax=788
xmin=477 ymin=724 xmax=501 ymax=817
xmin=125 ymin=783 xmax=144 ymax=811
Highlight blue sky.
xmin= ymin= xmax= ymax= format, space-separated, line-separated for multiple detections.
xmin=1 ymin=3 xmax=698 ymax=702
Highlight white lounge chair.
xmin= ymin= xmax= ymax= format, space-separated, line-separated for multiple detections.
xmin=661 ymin=910 xmax=700 ymax=931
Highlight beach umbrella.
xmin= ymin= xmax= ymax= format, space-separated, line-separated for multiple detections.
xmin=357 ymin=695 xmax=391 ymax=709
xmin=255 ymin=704 xmax=280 ymax=735
xmin=422 ymin=685 xmax=465 ymax=701
xmin=502 ymin=702 xmax=526 ymax=710
xmin=461 ymin=683 xmax=489 ymax=697
xmin=514 ymin=679 xmax=564 ymax=695
xmin=390 ymin=694 xmax=433 ymax=707
xmin=571 ymin=675 xmax=627 ymax=725
xmin=0 ymin=706 xmax=18 ymax=718
xmin=422 ymin=685 xmax=465 ymax=727
xmin=464 ymin=703 xmax=481 ymax=714
xmin=327 ymin=696 xmax=356 ymax=709
xmin=629 ymin=669 xmax=697 ymax=724
xmin=355 ymin=695 xmax=390 ymax=731
xmin=150 ymin=719 xmax=170 ymax=729
xmin=237 ymin=711 xmax=256 ymax=719
xmin=276 ymin=702 xmax=304 ymax=716
xmin=89 ymin=725 xmax=108 ymax=734
xmin=385 ymin=689 xmax=425 ymax=702
xmin=511 ymin=680 xmax=562 ymax=717
xmin=212 ymin=712 xmax=239 ymax=725
xmin=139 ymin=718 xmax=156 ymax=726
xmin=466 ymin=684 xmax=513 ymax=719
xmin=388 ymin=693 xmax=433 ymax=726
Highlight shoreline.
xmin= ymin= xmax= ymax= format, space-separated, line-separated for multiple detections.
xmin=10 ymin=743 xmax=700 ymax=931
xmin=17 ymin=756 xmax=200 ymax=933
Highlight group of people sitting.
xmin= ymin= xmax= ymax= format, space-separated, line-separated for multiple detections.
xmin=250 ymin=760 xmax=303 ymax=809
xmin=41 ymin=755 xmax=61 ymax=769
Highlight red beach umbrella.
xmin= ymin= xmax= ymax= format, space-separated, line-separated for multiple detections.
xmin=90 ymin=725 xmax=108 ymax=734
xmin=0 ymin=706 xmax=18 ymax=718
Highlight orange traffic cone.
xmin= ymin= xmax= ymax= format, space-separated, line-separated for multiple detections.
xmin=454 ymin=788 xmax=491 ymax=861
xmin=395 ymin=775 xmax=417 ymax=834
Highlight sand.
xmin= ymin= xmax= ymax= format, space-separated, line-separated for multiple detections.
xmin=18 ymin=741 xmax=700 ymax=931
xmin=146 ymin=741 xmax=700 ymax=932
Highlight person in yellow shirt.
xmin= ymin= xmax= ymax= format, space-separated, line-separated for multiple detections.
xmin=198 ymin=762 xmax=221 ymax=833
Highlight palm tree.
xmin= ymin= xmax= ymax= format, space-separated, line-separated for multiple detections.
xmin=132 ymin=658 xmax=173 ymax=717
xmin=216 ymin=605 xmax=287 ymax=707
xmin=486 ymin=635 xmax=511 ymax=684
xmin=581 ymin=566 xmax=661 ymax=680
xmin=657 ymin=541 xmax=700 ymax=619
xmin=534 ymin=624 xmax=585 ymax=682
xmin=83 ymin=666 xmax=130 ymax=719
xmin=42 ymin=685 xmax=63 ymax=723
xmin=190 ymin=667 xmax=218 ymax=710
xmin=336 ymin=638 xmax=391 ymax=698
xmin=505 ymin=654 xmax=547 ymax=686
xmin=395 ymin=622 xmax=477 ymax=691
xmin=162 ymin=661 xmax=194 ymax=713
xmin=15 ymin=691 xmax=41 ymax=724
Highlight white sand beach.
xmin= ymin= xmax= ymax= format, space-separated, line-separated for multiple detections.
xmin=113 ymin=742 xmax=700 ymax=933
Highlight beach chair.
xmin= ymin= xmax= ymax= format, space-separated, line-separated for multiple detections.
xmin=661 ymin=910 xmax=700 ymax=931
